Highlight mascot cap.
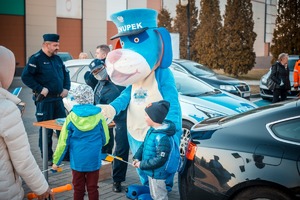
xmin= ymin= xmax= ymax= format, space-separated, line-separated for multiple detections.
xmin=110 ymin=8 xmax=158 ymax=40
xmin=69 ymin=85 xmax=94 ymax=105
xmin=89 ymin=59 xmax=105 ymax=73
xmin=145 ymin=100 xmax=170 ymax=124
xmin=43 ymin=33 xmax=59 ymax=42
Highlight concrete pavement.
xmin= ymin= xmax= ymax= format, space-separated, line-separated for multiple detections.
xmin=9 ymin=78 xmax=180 ymax=199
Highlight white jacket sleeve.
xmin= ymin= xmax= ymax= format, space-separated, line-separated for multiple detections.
xmin=0 ymin=96 xmax=49 ymax=195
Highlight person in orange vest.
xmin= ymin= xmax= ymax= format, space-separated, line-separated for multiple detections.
xmin=293 ymin=57 xmax=300 ymax=91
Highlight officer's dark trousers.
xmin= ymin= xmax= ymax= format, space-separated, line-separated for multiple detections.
xmin=112 ymin=121 xmax=129 ymax=182
xmin=36 ymin=99 xmax=66 ymax=160
xmin=272 ymin=88 xmax=287 ymax=103
xmin=102 ymin=128 xmax=114 ymax=154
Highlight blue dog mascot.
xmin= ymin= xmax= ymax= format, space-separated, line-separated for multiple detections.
xmin=100 ymin=8 xmax=182 ymax=193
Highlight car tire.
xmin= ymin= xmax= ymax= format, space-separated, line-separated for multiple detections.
xmin=178 ymin=173 xmax=189 ymax=200
xmin=180 ymin=120 xmax=194 ymax=157
xmin=178 ymin=120 xmax=194 ymax=173
xmin=232 ymin=186 xmax=292 ymax=200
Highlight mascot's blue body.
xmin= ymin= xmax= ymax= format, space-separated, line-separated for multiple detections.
xmin=100 ymin=8 xmax=182 ymax=192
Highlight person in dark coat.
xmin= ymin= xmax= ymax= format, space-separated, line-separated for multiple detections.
xmin=21 ymin=33 xmax=71 ymax=164
xmin=85 ymin=58 xmax=129 ymax=193
xmin=270 ymin=53 xmax=291 ymax=103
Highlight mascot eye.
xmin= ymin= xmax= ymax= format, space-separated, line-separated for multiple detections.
xmin=121 ymin=41 xmax=124 ymax=47
xmin=128 ymin=32 xmax=148 ymax=43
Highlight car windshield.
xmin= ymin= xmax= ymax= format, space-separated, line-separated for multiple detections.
xmin=172 ymin=70 xmax=219 ymax=96
xmin=66 ymin=64 xmax=90 ymax=84
xmin=179 ymin=60 xmax=215 ymax=76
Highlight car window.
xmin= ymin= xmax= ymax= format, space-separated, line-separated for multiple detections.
xmin=76 ymin=66 xmax=90 ymax=84
xmin=271 ymin=117 xmax=300 ymax=143
xmin=170 ymin=64 xmax=188 ymax=74
xmin=288 ymin=58 xmax=298 ymax=71
xmin=67 ymin=66 xmax=82 ymax=79
xmin=172 ymin=70 xmax=215 ymax=95
xmin=58 ymin=52 xmax=73 ymax=62
xmin=180 ymin=61 xmax=215 ymax=76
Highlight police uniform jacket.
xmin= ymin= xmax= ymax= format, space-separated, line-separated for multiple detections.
xmin=21 ymin=49 xmax=71 ymax=101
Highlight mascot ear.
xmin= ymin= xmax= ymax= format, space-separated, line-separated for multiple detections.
xmin=154 ymin=27 xmax=173 ymax=68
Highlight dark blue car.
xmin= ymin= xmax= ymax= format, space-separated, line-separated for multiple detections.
xmin=171 ymin=59 xmax=251 ymax=99
xmin=179 ymin=98 xmax=300 ymax=200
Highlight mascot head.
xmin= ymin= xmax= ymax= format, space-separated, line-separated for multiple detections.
xmin=106 ymin=8 xmax=173 ymax=86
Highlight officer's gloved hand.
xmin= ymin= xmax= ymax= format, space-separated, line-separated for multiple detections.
xmin=97 ymin=104 xmax=116 ymax=124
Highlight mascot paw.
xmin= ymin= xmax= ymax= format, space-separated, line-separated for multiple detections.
xmin=138 ymin=193 xmax=152 ymax=200
xmin=98 ymin=104 xmax=116 ymax=124
xmin=125 ymin=185 xmax=150 ymax=199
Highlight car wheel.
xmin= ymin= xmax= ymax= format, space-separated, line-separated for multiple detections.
xmin=178 ymin=170 xmax=189 ymax=200
xmin=180 ymin=120 xmax=194 ymax=157
xmin=232 ymin=186 xmax=292 ymax=200
xmin=178 ymin=120 xmax=194 ymax=172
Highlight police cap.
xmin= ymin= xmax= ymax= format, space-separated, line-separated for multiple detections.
xmin=43 ymin=33 xmax=60 ymax=42
xmin=89 ymin=59 xmax=105 ymax=73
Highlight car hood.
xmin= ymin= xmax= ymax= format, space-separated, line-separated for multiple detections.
xmin=201 ymin=73 xmax=244 ymax=85
xmin=180 ymin=92 xmax=257 ymax=115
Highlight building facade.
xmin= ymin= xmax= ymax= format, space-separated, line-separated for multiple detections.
xmin=0 ymin=0 xmax=276 ymax=75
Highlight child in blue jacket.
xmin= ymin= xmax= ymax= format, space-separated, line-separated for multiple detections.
xmin=133 ymin=100 xmax=176 ymax=200
xmin=52 ymin=84 xmax=109 ymax=200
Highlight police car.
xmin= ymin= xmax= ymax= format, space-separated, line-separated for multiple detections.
xmin=63 ymin=59 xmax=258 ymax=158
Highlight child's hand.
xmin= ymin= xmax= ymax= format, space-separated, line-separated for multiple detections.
xmin=133 ymin=160 xmax=140 ymax=168
xmin=52 ymin=164 xmax=58 ymax=170
xmin=132 ymin=159 xmax=139 ymax=165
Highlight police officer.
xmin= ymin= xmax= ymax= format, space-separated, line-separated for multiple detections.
xmin=86 ymin=58 xmax=129 ymax=193
xmin=21 ymin=33 xmax=71 ymax=164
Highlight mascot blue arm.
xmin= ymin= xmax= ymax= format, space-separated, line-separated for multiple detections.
xmin=111 ymin=85 xmax=132 ymax=113
xmin=155 ymin=68 xmax=182 ymax=143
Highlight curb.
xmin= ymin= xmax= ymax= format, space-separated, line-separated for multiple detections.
xmin=250 ymin=93 xmax=260 ymax=98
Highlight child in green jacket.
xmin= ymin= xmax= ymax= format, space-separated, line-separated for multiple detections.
xmin=52 ymin=84 xmax=109 ymax=199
